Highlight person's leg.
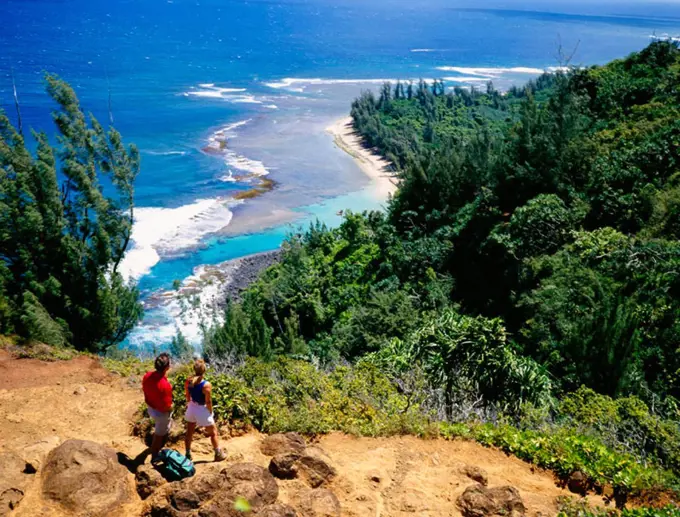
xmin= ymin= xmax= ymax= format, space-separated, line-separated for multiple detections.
xmin=185 ymin=422 xmax=197 ymax=459
xmin=150 ymin=433 xmax=165 ymax=458
xmin=206 ymin=425 xmax=219 ymax=450
xmin=206 ymin=425 xmax=226 ymax=461
xmin=150 ymin=410 xmax=171 ymax=462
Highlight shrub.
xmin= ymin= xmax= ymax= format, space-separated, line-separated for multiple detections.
xmin=171 ymin=356 xmax=436 ymax=437
xmin=441 ymin=422 xmax=678 ymax=498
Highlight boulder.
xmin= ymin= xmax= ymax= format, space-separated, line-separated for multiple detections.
xmin=218 ymin=463 xmax=279 ymax=510
xmin=462 ymin=465 xmax=489 ymax=486
xmin=260 ymin=503 xmax=298 ymax=517
xmin=260 ymin=433 xmax=306 ymax=457
xmin=0 ymin=489 xmax=24 ymax=517
xmin=172 ymin=489 xmax=201 ymax=512
xmin=269 ymin=453 xmax=301 ymax=480
xmin=299 ymin=489 xmax=341 ymax=517
xmin=136 ymin=464 xmax=167 ymax=499
xmin=146 ymin=462 xmax=280 ymax=517
xmin=42 ymin=439 xmax=134 ymax=517
xmin=297 ymin=447 xmax=336 ymax=488
xmin=457 ymin=485 xmax=526 ymax=517
xmin=567 ymin=471 xmax=587 ymax=495
xmin=268 ymin=447 xmax=336 ymax=488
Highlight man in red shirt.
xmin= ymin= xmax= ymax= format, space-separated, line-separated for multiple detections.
xmin=142 ymin=353 xmax=173 ymax=462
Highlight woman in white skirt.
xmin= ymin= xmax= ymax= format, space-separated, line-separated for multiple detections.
xmin=184 ymin=359 xmax=226 ymax=462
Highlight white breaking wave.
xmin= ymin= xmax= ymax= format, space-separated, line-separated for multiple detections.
xmin=264 ymin=104 xmax=279 ymax=109
xmin=184 ymin=85 xmax=248 ymax=98
xmin=118 ymin=198 xmax=235 ymax=281
xmin=436 ymin=66 xmax=546 ymax=77
xmin=127 ymin=259 xmax=242 ymax=349
xmin=224 ymin=151 xmax=269 ymax=177
xmin=263 ymin=77 xmax=428 ymax=90
xmin=220 ymin=170 xmax=236 ymax=182
xmin=443 ymin=76 xmax=493 ymax=83
xmin=411 ymin=48 xmax=439 ymax=52
xmin=228 ymin=95 xmax=263 ymax=104
xmin=144 ymin=150 xmax=188 ymax=156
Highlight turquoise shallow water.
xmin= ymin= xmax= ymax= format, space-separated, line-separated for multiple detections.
xmin=3 ymin=0 xmax=680 ymax=350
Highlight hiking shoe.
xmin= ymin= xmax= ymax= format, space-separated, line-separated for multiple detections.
xmin=214 ymin=449 xmax=227 ymax=462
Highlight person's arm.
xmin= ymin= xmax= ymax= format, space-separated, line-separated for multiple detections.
xmin=203 ymin=382 xmax=213 ymax=414
xmin=185 ymin=379 xmax=191 ymax=404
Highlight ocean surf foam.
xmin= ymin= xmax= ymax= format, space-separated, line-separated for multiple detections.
xmin=436 ymin=66 xmax=546 ymax=77
xmin=119 ymin=198 xmax=235 ymax=281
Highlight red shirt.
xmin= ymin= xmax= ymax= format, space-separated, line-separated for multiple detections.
xmin=142 ymin=371 xmax=173 ymax=412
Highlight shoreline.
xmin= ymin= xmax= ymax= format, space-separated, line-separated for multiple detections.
xmin=326 ymin=116 xmax=399 ymax=199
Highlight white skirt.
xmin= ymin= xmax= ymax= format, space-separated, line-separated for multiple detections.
xmin=185 ymin=401 xmax=215 ymax=427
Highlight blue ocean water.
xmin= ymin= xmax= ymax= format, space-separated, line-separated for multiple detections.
xmin=3 ymin=0 xmax=680 ymax=349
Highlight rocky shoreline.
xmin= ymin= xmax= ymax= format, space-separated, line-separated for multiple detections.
xmin=220 ymin=249 xmax=282 ymax=303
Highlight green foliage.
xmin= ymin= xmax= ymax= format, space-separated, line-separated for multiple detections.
xmin=558 ymin=498 xmax=680 ymax=517
xmin=559 ymin=387 xmax=680 ymax=475
xmin=441 ymin=421 xmax=677 ymax=497
xmin=0 ymin=75 xmax=142 ymax=351
xmin=200 ymin=44 xmax=680 ymax=498
xmin=169 ymin=330 xmax=194 ymax=360
xmin=172 ymin=356 xmax=436 ymax=437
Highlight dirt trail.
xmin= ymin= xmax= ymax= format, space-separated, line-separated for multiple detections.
xmin=0 ymin=353 xmax=589 ymax=516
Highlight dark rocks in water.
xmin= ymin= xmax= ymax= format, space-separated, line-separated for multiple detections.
xmin=222 ymin=250 xmax=282 ymax=304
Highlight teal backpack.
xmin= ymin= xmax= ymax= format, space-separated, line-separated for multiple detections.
xmin=156 ymin=449 xmax=196 ymax=481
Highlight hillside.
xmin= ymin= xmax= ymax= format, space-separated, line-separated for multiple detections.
xmin=0 ymin=349 xmax=594 ymax=517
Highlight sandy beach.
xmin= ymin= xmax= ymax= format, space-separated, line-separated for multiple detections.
xmin=327 ymin=116 xmax=399 ymax=199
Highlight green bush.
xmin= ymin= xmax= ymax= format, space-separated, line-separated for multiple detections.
xmin=557 ymin=497 xmax=680 ymax=516
xmin=441 ymin=421 xmax=678 ymax=497
xmin=172 ymin=356 xmax=436 ymax=437
xmin=558 ymin=388 xmax=680 ymax=474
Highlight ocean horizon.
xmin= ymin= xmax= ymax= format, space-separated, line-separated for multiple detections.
xmin=3 ymin=0 xmax=680 ymax=351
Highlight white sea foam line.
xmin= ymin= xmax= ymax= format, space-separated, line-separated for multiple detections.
xmin=228 ymin=95 xmax=263 ymax=104
xmin=144 ymin=150 xmax=188 ymax=156
xmin=411 ymin=48 xmax=439 ymax=52
xmin=118 ymin=198 xmax=234 ymax=281
xmin=128 ymin=260 xmax=243 ymax=348
xmin=443 ymin=76 xmax=493 ymax=83
xmin=183 ymin=84 xmax=248 ymax=98
xmin=224 ymin=151 xmax=269 ymax=177
xmin=436 ymin=66 xmax=546 ymax=76
xmin=263 ymin=77 xmax=431 ymax=89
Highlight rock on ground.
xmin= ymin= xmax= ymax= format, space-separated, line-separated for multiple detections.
xmin=42 ymin=439 xmax=135 ymax=517
xmin=299 ymin=488 xmax=341 ymax=517
xmin=259 ymin=503 xmax=298 ymax=517
xmin=457 ymin=484 xmax=526 ymax=517
xmin=260 ymin=433 xmax=307 ymax=457
xmin=462 ymin=465 xmax=489 ymax=486
xmin=146 ymin=463 xmax=279 ymax=516
xmin=136 ymin=464 xmax=168 ymax=500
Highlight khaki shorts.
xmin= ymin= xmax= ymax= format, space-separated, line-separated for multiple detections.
xmin=148 ymin=408 xmax=172 ymax=437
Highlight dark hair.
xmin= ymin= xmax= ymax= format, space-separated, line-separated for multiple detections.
xmin=154 ymin=353 xmax=170 ymax=373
